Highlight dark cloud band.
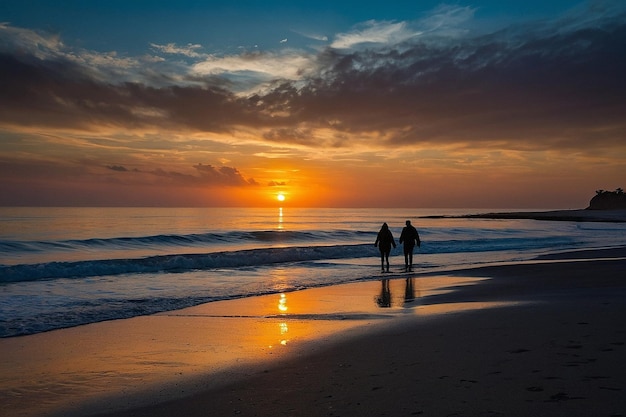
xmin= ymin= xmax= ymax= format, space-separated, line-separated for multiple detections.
xmin=0 ymin=4 xmax=624 ymax=151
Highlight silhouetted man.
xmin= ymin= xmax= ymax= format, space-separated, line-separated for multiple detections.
xmin=399 ymin=220 xmax=420 ymax=272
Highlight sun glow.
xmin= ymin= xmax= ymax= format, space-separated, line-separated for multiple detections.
xmin=277 ymin=192 xmax=286 ymax=202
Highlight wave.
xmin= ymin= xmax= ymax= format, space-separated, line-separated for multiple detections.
xmin=0 ymin=244 xmax=379 ymax=283
xmin=0 ymin=229 xmax=370 ymax=254
xmin=0 ymin=235 xmax=577 ymax=283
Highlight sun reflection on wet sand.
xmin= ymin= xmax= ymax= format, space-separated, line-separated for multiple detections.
xmin=279 ymin=322 xmax=289 ymax=346
xmin=270 ymin=294 xmax=290 ymax=348
xmin=278 ymin=293 xmax=288 ymax=312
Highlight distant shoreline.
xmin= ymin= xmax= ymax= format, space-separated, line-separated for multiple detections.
xmin=421 ymin=208 xmax=626 ymax=223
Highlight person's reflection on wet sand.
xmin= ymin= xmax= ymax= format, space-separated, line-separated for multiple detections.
xmin=404 ymin=278 xmax=415 ymax=303
xmin=376 ymin=279 xmax=391 ymax=308
xmin=375 ymin=278 xmax=419 ymax=308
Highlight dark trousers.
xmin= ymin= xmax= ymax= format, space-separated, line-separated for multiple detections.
xmin=403 ymin=244 xmax=415 ymax=268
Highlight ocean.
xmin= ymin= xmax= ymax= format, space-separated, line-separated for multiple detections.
xmin=1 ymin=207 xmax=625 ymax=338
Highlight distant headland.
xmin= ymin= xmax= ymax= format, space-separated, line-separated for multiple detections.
xmin=587 ymin=189 xmax=626 ymax=210
xmin=421 ymin=188 xmax=626 ymax=223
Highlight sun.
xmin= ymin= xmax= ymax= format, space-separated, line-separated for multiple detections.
xmin=277 ymin=193 xmax=286 ymax=202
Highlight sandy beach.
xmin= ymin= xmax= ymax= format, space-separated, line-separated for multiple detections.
xmin=2 ymin=246 xmax=625 ymax=417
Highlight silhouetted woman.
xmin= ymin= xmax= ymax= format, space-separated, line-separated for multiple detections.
xmin=374 ymin=222 xmax=396 ymax=272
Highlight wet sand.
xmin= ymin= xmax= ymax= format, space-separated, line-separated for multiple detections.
xmin=1 ymin=247 xmax=625 ymax=417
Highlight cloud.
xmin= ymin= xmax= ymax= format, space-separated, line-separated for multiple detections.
xmin=0 ymin=22 xmax=64 ymax=58
xmin=191 ymin=50 xmax=316 ymax=83
xmin=104 ymin=163 xmax=258 ymax=186
xmin=417 ymin=4 xmax=476 ymax=36
xmin=0 ymin=3 xmax=625 ymax=153
xmin=292 ymin=30 xmax=328 ymax=42
xmin=275 ymin=2 xmax=626 ymax=149
xmin=106 ymin=165 xmax=128 ymax=172
xmin=151 ymin=42 xmax=206 ymax=58
xmin=329 ymin=5 xmax=475 ymax=49
xmin=192 ymin=163 xmax=258 ymax=186
xmin=1 ymin=154 xmax=258 ymax=189
xmin=330 ymin=20 xmax=420 ymax=49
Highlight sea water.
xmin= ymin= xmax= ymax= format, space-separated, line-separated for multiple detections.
xmin=1 ymin=207 xmax=624 ymax=338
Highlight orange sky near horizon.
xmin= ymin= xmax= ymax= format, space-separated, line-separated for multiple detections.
xmin=1 ymin=124 xmax=622 ymax=208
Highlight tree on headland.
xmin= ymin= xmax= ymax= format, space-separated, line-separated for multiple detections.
xmin=588 ymin=188 xmax=626 ymax=210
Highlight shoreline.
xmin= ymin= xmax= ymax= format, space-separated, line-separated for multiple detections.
xmin=1 ymin=246 xmax=625 ymax=417
xmin=421 ymin=208 xmax=626 ymax=223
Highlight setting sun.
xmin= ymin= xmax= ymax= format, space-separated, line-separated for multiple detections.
xmin=277 ymin=193 xmax=286 ymax=202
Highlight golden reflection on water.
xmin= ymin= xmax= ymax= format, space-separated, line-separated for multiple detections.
xmin=277 ymin=207 xmax=284 ymax=230
xmin=269 ymin=267 xmax=293 ymax=293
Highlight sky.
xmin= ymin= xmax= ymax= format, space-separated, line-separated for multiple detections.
xmin=1 ymin=0 xmax=625 ymax=208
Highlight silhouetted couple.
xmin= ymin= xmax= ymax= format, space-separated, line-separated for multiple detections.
xmin=374 ymin=220 xmax=421 ymax=272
